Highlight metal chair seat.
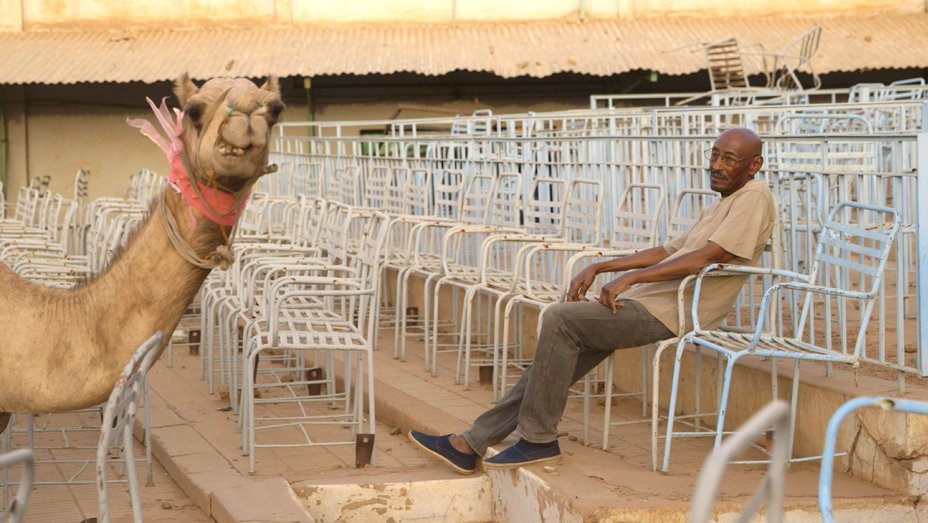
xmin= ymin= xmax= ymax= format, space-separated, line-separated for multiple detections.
xmin=691 ymin=331 xmax=857 ymax=364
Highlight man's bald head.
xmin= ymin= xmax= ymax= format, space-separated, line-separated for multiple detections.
xmin=708 ymin=127 xmax=764 ymax=197
xmin=718 ymin=127 xmax=763 ymax=157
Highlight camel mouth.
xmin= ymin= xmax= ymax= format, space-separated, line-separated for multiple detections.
xmin=217 ymin=139 xmax=251 ymax=158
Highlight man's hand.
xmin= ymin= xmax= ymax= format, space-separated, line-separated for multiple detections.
xmin=566 ymin=266 xmax=597 ymax=302
xmin=598 ymin=274 xmax=635 ymax=313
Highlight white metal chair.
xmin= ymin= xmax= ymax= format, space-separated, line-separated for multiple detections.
xmin=818 ymin=397 xmax=928 ymax=523
xmin=379 ymin=167 xmax=433 ymax=359
xmin=688 ymin=400 xmax=789 ymax=523
xmin=0 ymin=449 xmax=34 ymax=523
xmin=425 ymin=172 xmax=523 ymax=378
xmin=661 ymin=201 xmax=901 ymax=472
xmin=241 ymin=212 xmax=391 ymax=473
xmin=499 ymin=182 xmax=666 ymax=401
xmin=747 ymin=25 xmax=823 ymax=92
xmin=393 ymin=168 xmax=466 ymax=366
xmin=461 ymin=178 xmax=603 ymax=400
xmin=96 ymin=331 xmax=164 ymax=523
xmin=600 ymin=187 xmax=717 ymax=451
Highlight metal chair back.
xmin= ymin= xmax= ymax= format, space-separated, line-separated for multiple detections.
xmin=819 ymin=397 xmax=928 ymax=523
xmin=703 ymin=38 xmax=750 ymax=92
xmin=0 ymin=449 xmax=34 ymax=523
xmin=688 ymin=401 xmax=789 ymax=523
xmin=563 ymin=179 xmax=604 ymax=245
xmin=613 ymin=182 xmax=666 ymax=250
xmin=795 ymin=201 xmax=901 ymax=358
xmin=97 ymin=331 xmax=164 ymax=523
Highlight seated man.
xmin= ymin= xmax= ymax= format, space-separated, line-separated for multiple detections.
xmin=409 ymin=127 xmax=776 ymax=474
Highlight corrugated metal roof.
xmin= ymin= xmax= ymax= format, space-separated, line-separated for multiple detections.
xmin=1 ymin=15 xmax=926 ymax=84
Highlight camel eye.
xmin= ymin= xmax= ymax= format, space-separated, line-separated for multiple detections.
xmin=267 ymin=102 xmax=284 ymax=123
xmin=184 ymin=102 xmax=205 ymax=128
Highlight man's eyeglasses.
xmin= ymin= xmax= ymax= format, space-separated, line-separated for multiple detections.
xmin=704 ymin=149 xmax=759 ymax=167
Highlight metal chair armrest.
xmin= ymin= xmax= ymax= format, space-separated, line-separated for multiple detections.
xmin=689 ymin=264 xmax=812 ymax=335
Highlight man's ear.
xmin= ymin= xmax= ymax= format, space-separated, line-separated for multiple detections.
xmin=173 ymin=73 xmax=199 ymax=105
xmin=750 ymin=155 xmax=764 ymax=175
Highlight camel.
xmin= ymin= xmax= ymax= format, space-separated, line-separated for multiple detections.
xmin=0 ymin=74 xmax=284 ymax=433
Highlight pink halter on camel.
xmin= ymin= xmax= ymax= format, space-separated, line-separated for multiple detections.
xmin=128 ymin=97 xmax=248 ymax=227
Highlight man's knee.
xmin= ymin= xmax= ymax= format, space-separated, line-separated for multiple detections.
xmin=540 ymin=302 xmax=580 ymax=332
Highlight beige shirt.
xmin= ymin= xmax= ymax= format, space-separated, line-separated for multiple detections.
xmin=621 ymin=179 xmax=776 ymax=335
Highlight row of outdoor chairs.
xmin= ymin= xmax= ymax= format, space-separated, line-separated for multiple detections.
xmin=198 ymin=147 xmax=908 ymax=482
xmin=198 ymin=191 xmax=391 ymax=472
xmin=300 ymin=157 xmax=906 ymax=478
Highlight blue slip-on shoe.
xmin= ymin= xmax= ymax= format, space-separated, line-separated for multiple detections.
xmin=408 ymin=430 xmax=477 ymax=475
xmin=482 ymin=438 xmax=561 ymax=469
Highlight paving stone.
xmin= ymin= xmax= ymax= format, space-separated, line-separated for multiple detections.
xmin=210 ymin=478 xmax=314 ymax=523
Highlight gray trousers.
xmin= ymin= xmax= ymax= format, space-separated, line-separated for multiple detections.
xmin=462 ymin=300 xmax=673 ymax=455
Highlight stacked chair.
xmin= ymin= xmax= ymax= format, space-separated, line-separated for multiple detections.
xmin=392 ymin=168 xmax=467 ymax=364
xmin=445 ymin=177 xmax=603 ymax=400
xmin=423 ymin=172 xmax=523 ymax=381
xmin=195 ymin=155 xmax=400 ymax=471
xmin=240 ymin=212 xmax=391 ymax=472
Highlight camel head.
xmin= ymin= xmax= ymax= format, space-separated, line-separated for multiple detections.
xmin=173 ymin=74 xmax=285 ymax=193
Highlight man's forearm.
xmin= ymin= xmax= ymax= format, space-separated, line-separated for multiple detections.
xmin=589 ymin=246 xmax=671 ymax=276
xmin=621 ymin=243 xmax=735 ymax=287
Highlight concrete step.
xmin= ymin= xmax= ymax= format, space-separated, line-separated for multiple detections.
xmin=350 ymin=339 xmax=922 ymax=522
xmin=138 ymin=324 xmax=925 ymax=522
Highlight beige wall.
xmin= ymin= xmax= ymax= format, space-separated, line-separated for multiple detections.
xmin=0 ymin=0 xmax=921 ymax=30
xmin=7 ymin=104 xmax=168 ymax=200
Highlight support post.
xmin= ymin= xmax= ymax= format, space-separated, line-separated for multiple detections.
xmin=916 ymin=101 xmax=928 ymax=376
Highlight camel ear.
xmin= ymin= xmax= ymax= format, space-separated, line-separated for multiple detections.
xmin=173 ymin=73 xmax=199 ymax=105
xmin=260 ymin=75 xmax=280 ymax=95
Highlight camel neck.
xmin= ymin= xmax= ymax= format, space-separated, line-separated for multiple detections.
xmin=0 ymin=188 xmax=231 ymax=414
xmin=75 ymin=189 xmax=224 ymax=387
xmin=87 ymin=188 xmax=224 ymax=310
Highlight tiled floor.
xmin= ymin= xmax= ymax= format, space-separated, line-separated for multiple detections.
xmin=2 ymin=411 xmax=207 ymax=522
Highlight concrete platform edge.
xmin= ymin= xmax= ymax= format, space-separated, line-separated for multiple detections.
xmin=135 ymin=413 xmax=314 ymax=522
